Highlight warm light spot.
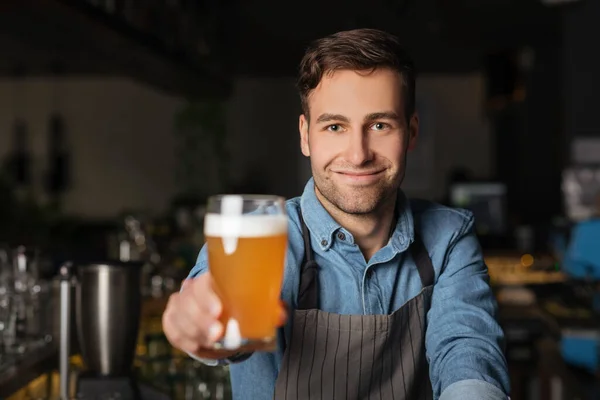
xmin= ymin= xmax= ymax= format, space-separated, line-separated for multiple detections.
xmin=521 ymin=254 xmax=534 ymax=267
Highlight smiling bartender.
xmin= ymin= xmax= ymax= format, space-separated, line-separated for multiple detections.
xmin=162 ymin=28 xmax=510 ymax=400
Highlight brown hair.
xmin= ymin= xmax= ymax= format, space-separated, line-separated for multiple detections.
xmin=297 ymin=28 xmax=416 ymax=122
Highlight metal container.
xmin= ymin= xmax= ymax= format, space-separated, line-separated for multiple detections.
xmin=76 ymin=262 xmax=142 ymax=376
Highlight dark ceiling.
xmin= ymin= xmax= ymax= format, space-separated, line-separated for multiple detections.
xmin=0 ymin=0 xmax=570 ymax=98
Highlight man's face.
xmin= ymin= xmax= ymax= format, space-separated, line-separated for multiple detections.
xmin=299 ymin=68 xmax=419 ymax=215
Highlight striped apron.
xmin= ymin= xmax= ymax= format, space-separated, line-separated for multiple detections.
xmin=273 ymin=216 xmax=434 ymax=400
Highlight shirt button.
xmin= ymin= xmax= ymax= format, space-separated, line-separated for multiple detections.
xmin=337 ymin=232 xmax=346 ymax=241
xmin=320 ymin=239 xmax=328 ymax=247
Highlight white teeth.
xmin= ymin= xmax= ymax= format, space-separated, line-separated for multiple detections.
xmin=223 ymin=318 xmax=242 ymax=349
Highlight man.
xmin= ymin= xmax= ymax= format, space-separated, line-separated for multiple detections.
xmin=163 ymin=28 xmax=510 ymax=400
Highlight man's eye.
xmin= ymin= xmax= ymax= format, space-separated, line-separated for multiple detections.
xmin=372 ymin=122 xmax=389 ymax=131
xmin=326 ymin=124 xmax=342 ymax=132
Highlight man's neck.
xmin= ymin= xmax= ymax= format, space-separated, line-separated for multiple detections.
xmin=315 ymin=188 xmax=397 ymax=261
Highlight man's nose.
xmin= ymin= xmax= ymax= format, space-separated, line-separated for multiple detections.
xmin=343 ymin=130 xmax=373 ymax=166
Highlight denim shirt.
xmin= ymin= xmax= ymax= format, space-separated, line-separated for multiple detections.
xmin=188 ymin=178 xmax=510 ymax=400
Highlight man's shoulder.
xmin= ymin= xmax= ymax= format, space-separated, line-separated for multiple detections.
xmin=283 ymin=195 xmax=305 ymax=249
xmin=285 ymin=196 xmax=303 ymax=230
xmin=409 ymin=198 xmax=474 ymax=234
xmin=285 ymin=195 xmax=302 ymax=210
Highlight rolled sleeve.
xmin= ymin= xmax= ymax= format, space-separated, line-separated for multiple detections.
xmin=426 ymin=213 xmax=510 ymax=398
xmin=440 ymin=379 xmax=509 ymax=400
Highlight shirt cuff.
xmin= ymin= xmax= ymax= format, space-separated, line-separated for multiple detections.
xmin=440 ymin=379 xmax=509 ymax=400
xmin=186 ymin=351 xmax=223 ymax=366
xmin=186 ymin=351 xmax=252 ymax=365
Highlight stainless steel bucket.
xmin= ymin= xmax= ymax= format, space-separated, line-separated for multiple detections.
xmin=76 ymin=262 xmax=142 ymax=376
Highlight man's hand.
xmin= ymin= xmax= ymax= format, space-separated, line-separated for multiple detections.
xmin=162 ymin=272 xmax=288 ymax=360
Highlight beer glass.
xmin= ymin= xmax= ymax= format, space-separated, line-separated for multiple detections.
xmin=204 ymin=195 xmax=288 ymax=351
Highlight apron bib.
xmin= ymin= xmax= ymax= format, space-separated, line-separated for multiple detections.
xmin=273 ymin=215 xmax=434 ymax=400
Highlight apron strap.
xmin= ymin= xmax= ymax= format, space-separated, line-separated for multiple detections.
xmin=297 ymin=213 xmax=320 ymax=310
xmin=301 ymin=212 xmax=314 ymax=262
xmin=409 ymin=233 xmax=435 ymax=288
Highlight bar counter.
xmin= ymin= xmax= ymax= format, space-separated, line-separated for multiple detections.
xmin=0 ymin=343 xmax=60 ymax=398
xmin=0 ymin=296 xmax=232 ymax=400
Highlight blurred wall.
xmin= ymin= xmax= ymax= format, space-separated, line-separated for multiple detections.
xmin=0 ymin=73 xmax=491 ymax=219
xmin=411 ymin=73 xmax=492 ymax=199
xmin=225 ymin=77 xmax=303 ymax=199
xmin=0 ymin=77 xmax=183 ymax=218
xmin=564 ymin=0 xmax=600 ymax=143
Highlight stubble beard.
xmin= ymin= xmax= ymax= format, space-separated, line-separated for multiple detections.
xmin=313 ymin=172 xmax=402 ymax=216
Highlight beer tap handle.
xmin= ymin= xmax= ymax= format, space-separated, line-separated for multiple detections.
xmin=59 ymin=262 xmax=73 ymax=400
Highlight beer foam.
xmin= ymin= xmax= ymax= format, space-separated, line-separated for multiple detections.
xmin=204 ymin=214 xmax=288 ymax=238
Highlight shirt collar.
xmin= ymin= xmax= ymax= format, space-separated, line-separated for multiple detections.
xmin=299 ymin=178 xmax=414 ymax=253
xmin=391 ymin=191 xmax=414 ymax=253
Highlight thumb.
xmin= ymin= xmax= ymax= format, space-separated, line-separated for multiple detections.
xmin=180 ymin=277 xmax=193 ymax=291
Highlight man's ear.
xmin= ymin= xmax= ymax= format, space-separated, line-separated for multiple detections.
xmin=407 ymin=112 xmax=419 ymax=151
xmin=299 ymin=114 xmax=310 ymax=157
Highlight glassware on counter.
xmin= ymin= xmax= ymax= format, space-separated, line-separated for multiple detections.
xmin=10 ymin=246 xmax=52 ymax=353
xmin=0 ymin=247 xmax=13 ymax=363
xmin=0 ymin=246 xmax=53 ymax=360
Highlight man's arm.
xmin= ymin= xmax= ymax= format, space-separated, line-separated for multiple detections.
xmin=426 ymin=213 xmax=510 ymax=400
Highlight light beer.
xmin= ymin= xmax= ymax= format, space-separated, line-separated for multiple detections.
xmin=205 ymin=212 xmax=288 ymax=347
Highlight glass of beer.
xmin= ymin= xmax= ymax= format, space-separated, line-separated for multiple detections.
xmin=204 ymin=194 xmax=288 ymax=352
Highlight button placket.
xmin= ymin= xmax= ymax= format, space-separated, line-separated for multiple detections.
xmin=362 ymin=268 xmax=374 ymax=314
